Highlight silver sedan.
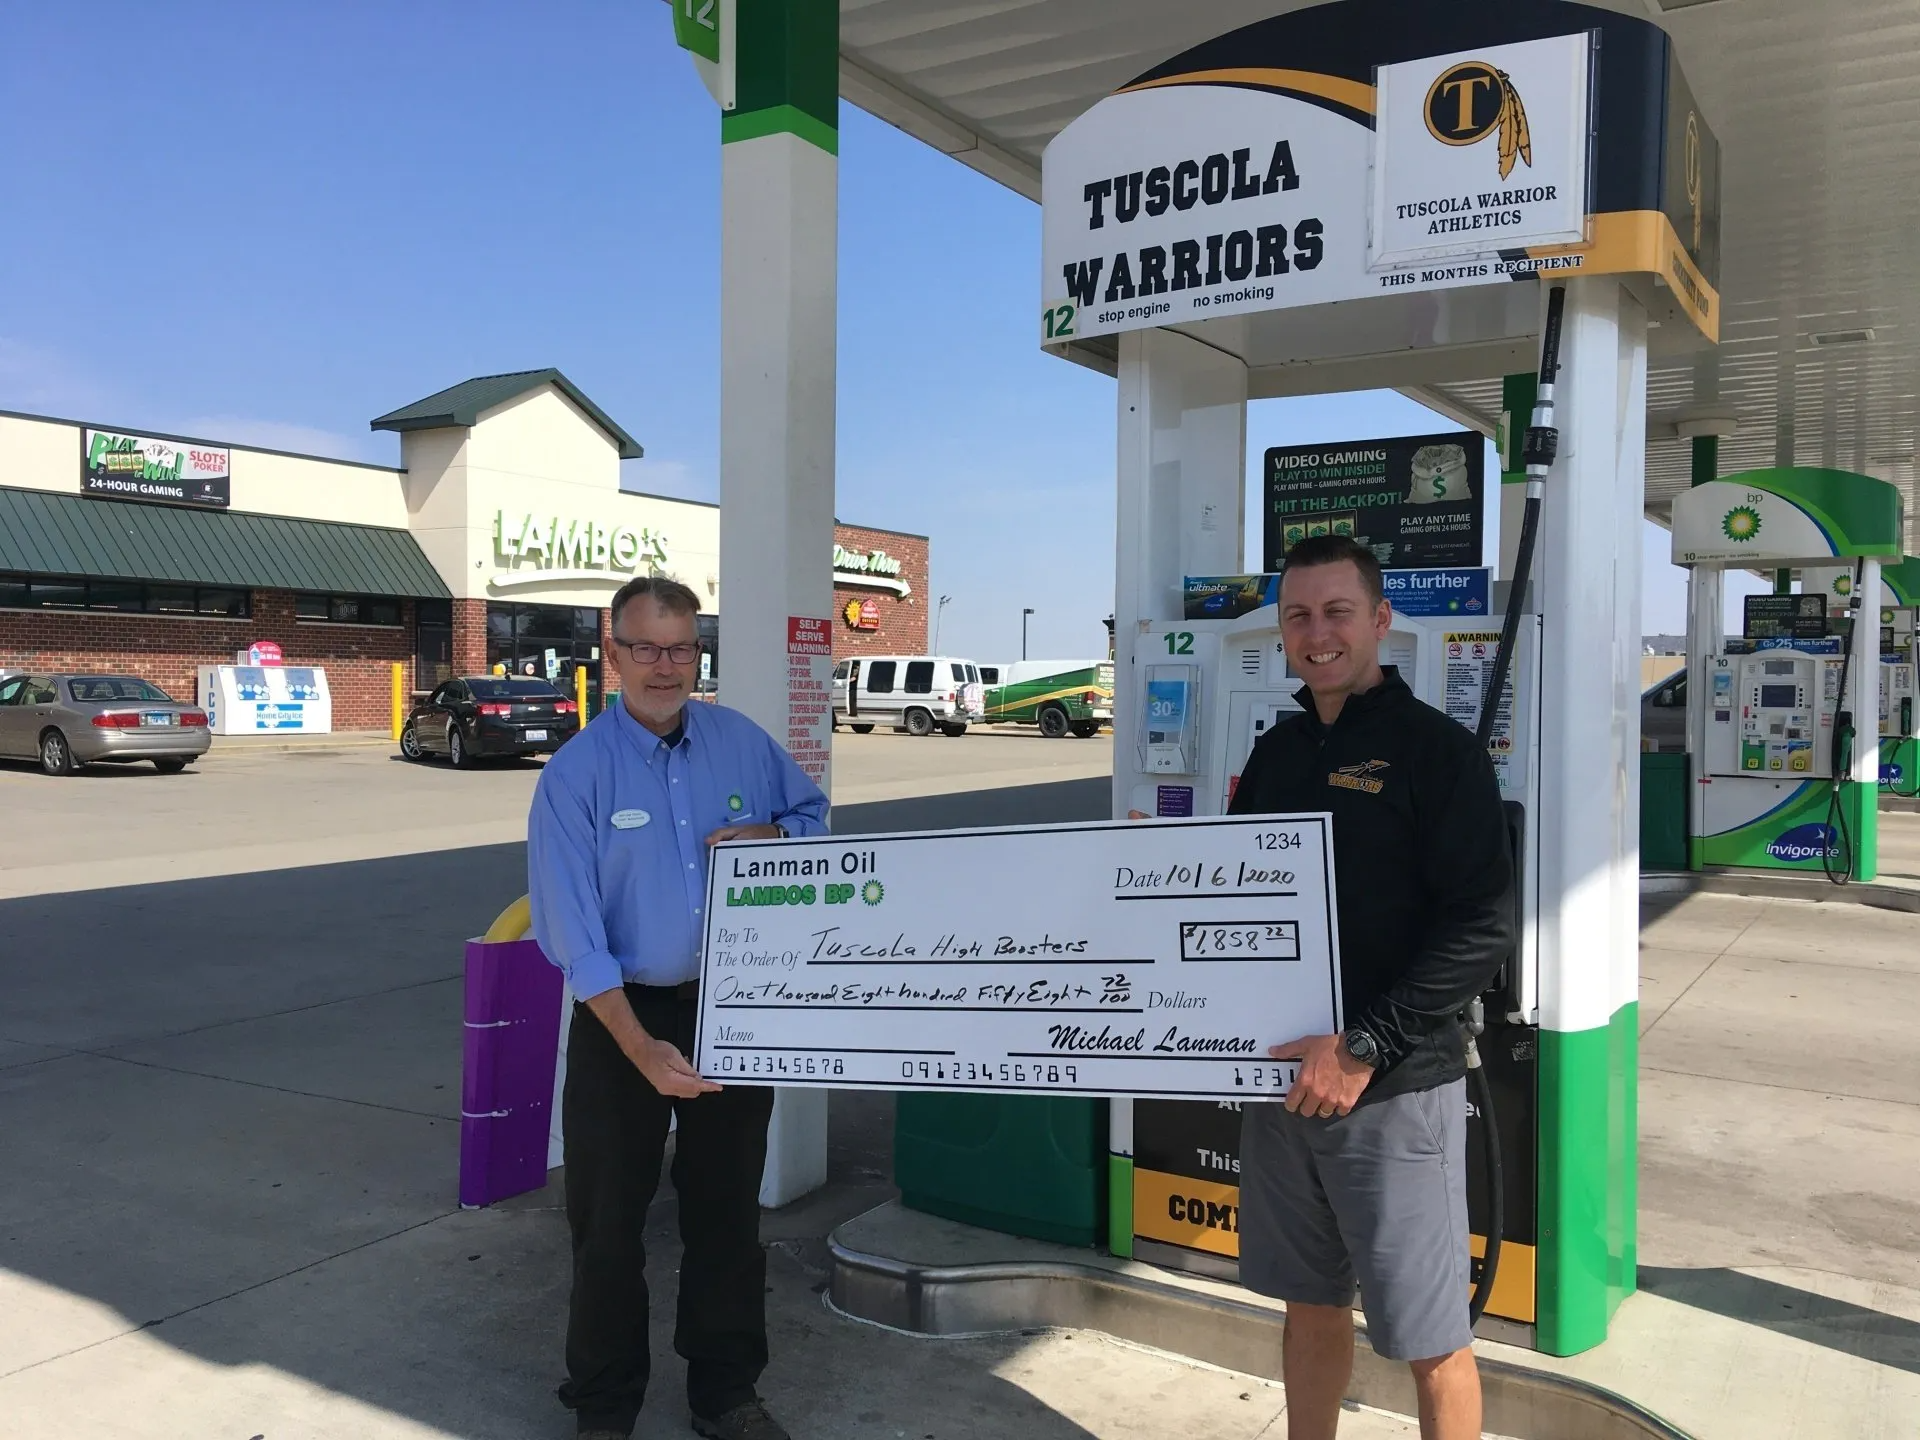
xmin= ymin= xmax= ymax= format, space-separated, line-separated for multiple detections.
xmin=0 ymin=673 xmax=212 ymax=775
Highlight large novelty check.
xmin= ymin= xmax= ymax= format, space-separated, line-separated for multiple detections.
xmin=695 ymin=815 xmax=1342 ymax=1102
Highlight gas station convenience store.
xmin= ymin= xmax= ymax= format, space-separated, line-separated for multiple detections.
xmin=0 ymin=369 xmax=928 ymax=727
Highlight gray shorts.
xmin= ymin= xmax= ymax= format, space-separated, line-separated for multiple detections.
xmin=1237 ymin=1079 xmax=1473 ymax=1362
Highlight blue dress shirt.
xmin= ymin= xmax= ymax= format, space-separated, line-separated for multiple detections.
xmin=528 ymin=699 xmax=830 ymax=999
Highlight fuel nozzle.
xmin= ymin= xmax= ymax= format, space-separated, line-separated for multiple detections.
xmin=1462 ymin=995 xmax=1486 ymax=1070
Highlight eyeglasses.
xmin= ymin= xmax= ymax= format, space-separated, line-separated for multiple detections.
xmin=611 ymin=638 xmax=700 ymax=665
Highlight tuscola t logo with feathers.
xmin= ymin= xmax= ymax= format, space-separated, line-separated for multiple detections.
xmin=1423 ymin=60 xmax=1533 ymax=180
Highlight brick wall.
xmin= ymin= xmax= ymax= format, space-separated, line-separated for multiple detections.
xmin=0 ymin=590 xmax=417 ymax=730
xmin=600 ymin=606 xmax=623 ymax=711
xmin=453 ymin=598 xmax=488 ymax=677
xmin=832 ymin=523 xmax=929 ymax=659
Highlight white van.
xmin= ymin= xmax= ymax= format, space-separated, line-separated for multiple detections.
xmin=832 ymin=655 xmax=985 ymax=736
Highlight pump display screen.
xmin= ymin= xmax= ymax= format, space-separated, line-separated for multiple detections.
xmin=1758 ymin=684 xmax=1799 ymax=709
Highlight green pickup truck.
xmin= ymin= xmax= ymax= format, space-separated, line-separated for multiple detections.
xmin=980 ymin=659 xmax=1114 ymax=738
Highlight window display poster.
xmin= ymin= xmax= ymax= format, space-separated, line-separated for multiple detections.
xmin=1264 ymin=431 xmax=1484 ymax=571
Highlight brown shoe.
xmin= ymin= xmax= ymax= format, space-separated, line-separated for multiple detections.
xmin=690 ymin=1398 xmax=790 ymax=1440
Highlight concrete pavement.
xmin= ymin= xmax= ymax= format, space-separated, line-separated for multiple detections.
xmin=3 ymin=746 xmax=1918 ymax=1438
xmin=0 ymin=726 xmax=1113 ymax=900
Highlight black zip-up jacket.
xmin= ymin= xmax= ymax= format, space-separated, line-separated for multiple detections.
xmin=1228 ymin=667 xmax=1514 ymax=1103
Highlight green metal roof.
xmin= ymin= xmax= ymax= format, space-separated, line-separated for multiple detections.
xmin=369 ymin=368 xmax=644 ymax=459
xmin=0 ymin=487 xmax=452 ymax=598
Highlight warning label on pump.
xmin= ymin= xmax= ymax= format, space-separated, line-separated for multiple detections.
xmin=785 ymin=616 xmax=832 ymax=784
xmin=1444 ymin=632 xmax=1523 ymax=791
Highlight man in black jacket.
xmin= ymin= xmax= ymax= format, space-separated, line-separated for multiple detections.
xmin=1228 ymin=535 xmax=1513 ymax=1440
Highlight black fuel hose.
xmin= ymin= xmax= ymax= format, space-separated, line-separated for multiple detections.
xmin=1464 ymin=1006 xmax=1503 ymax=1328
xmin=1467 ymin=282 xmax=1567 ymax=1328
xmin=1824 ymin=561 xmax=1864 ymax=885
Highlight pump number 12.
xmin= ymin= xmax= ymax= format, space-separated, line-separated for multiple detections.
xmin=1041 ymin=302 xmax=1077 ymax=342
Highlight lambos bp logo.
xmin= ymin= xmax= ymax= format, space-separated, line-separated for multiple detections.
xmin=1766 ymin=823 xmax=1839 ymax=864
xmin=1424 ymin=61 xmax=1532 ymax=179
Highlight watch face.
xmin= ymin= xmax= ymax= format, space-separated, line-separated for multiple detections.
xmin=1345 ymin=1029 xmax=1377 ymax=1063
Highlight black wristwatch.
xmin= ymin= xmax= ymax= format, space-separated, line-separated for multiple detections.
xmin=1342 ymin=1027 xmax=1382 ymax=1068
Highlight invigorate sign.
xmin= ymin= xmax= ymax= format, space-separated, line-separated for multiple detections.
xmin=82 ymin=429 xmax=231 ymax=509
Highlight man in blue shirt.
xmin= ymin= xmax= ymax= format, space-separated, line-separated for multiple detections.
xmin=529 ymin=576 xmax=828 ymax=1440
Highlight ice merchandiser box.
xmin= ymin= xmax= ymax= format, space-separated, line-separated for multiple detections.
xmin=197 ymin=664 xmax=333 ymax=735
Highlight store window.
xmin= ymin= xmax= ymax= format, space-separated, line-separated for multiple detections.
xmin=296 ymin=593 xmax=403 ymax=626
xmin=486 ymin=602 xmax=603 ymax=684
xmin=0 ymin=572 xmax=252 ymax=617
xmin=414 ymin=598 xmax=453 ymax=692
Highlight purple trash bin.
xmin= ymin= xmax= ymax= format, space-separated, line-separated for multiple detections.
xmin=460 ymin=935 xmax=564 ymax=1208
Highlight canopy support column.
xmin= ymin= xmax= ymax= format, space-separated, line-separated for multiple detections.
xmin=718 ymin=0 xmax=840 ymax=1207
xmin=1533 ymin=278 xmax=1645 ymax=1355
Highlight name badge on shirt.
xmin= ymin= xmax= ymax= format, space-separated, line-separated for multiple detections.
xmin=611 ymin=809 xmax=651 ymax=830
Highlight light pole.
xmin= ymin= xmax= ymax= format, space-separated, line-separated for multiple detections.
xmin=1022 ymin=607 xmax=1035 ymax=660
xmin=933 ymin=594 xmax=951 ymax=653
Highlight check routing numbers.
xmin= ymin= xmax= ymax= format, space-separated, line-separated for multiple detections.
xmin=692 ymin=816 xmax=1343 ymax=1101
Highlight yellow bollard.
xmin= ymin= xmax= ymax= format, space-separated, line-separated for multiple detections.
xmin=483 ymin=894 xmax=533 ymax=943
xmin=391 ymin=661 xmax=405 ymax=741
xmin=575 ymin=663 xmax=589 ymax=720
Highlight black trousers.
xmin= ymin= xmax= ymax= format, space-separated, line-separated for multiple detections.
xmin=558 ymin=985 xmax=775 ymax=1433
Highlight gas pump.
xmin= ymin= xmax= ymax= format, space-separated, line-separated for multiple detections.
xmin=1672 ymin=471 xmax=1905 ymax=880
xmin=1035 ymin=0 xmax=1723 ymax=1357
xmin=1886 ymin=595 xmax=1920 ymax=798
xmin=1123 ymin=592 xmax=1544 ymax=1333
xmin=1808 ymin=558 xmax=1920 ymax=795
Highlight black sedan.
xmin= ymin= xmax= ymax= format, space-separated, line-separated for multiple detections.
xmin=400 ymin=676 xmax=580 ymax=767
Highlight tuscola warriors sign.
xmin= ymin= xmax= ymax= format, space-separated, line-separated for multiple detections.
xmin=1040 ymin=3 xmax=1720 ymax=344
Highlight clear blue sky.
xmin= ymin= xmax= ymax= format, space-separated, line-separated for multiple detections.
xmin=1 ymin=1 xmax=1715 ymax=660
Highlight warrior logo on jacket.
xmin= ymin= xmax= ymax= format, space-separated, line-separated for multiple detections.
xmin=1328 ymin=759 xmax=1390 ymax=795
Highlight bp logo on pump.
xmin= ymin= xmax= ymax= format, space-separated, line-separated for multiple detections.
xmin=1765 ymin=823 xmax=1839 ymax=864
xmin=1721 ymin=505 xmax=1763 ymax=543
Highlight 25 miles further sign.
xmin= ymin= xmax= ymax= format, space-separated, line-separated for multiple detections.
xmin=694 ymin=816 xmax=1342 ymax=1101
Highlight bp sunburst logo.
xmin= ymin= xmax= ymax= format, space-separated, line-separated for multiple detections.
xmin=1721 ymin=506 xmax=1763 ymax=543
xmin=860 ymin=880 xmax=885 ymax=906
xmin=1834 ymin=575 xmax=1854 ymax=596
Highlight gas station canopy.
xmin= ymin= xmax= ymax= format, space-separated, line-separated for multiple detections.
xmin=835 ymin=0 xmax=1919 ymax=540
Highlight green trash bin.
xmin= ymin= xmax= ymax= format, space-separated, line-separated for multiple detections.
xmin=894 ymin=1092 xmax=1108 ymax=1248
xmin=1641 ymin=751 xmax=1688 ymax=872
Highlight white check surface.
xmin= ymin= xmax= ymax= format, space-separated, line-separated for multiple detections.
xmin=696 ymin=816 xmax=1341 ymax=1101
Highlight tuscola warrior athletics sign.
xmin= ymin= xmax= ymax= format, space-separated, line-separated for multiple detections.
xmin=1039 ymin=3 xmax=1720 ymax=345
xmin=1367 ymin=37 xmax=1590 ymax=269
